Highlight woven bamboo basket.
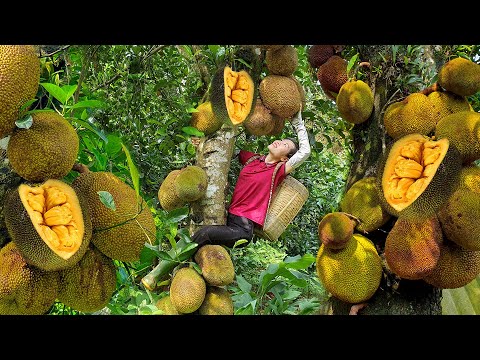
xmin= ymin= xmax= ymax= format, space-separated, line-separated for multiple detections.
xmin=254 ymin=175 xmax=309 ymax=241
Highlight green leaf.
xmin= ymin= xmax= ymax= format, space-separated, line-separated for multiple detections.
xmin=15 ymin=114 xmax=33 ymax=129
xmin=176 ymin=243 xmax=198 ymax=262
xmin=69 ymin=100 xmax=105 ymax=110
xmin=72 ymin=118 xmax=108 ymax=143
xmin=208 ymin=45 xmax=220 ymax=55
xmin=187 ymin=142 xmax=196 ymax=155
xmin=232 ymin=239 xmax=249 ymax=249
xmin=97 ymin=191 xmax=116 ymax=211
xmin=235 ymin=58 xmax=252 ymax=69
xmin=186 ymin=107 xmax=199 ymax=113
xmin=166 ymin=207 xmax=189 ymax=222
xmin=182 ymin=126 xmax=204 ymax=137
xmin=62 ymin=84 xmax=78 ymax=103
xmin=121 ymin=143 xmax=140 ymax=198
xmin=19 ymin=98 xmax=37 ymax=112
xmin=191 ymin=262 xmax=202 ymax=275
xmin=157 ymin=251 xmax=175 ymax=262
xmin=347 ymin=53 xmax=359 ymax=77
xmin=105 ymin=134 xmax=123 ymax=157
xmin=41 ymin=82 xmax=67 ymax=104
xmin=235 ymin=300 xmax=256 ymax=315
xmin=284 ymin=253 xmax=316 ymax=270
xmin=236 ymin=275 xmax=252 ymax=293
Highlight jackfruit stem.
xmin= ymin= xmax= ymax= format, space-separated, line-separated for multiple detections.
xmin=420 ymin=82 xmax=440 ymax=96
xmin=72 ymin=163 xmax=90 ymax=174
xmin=141 ymin=258 xmax=177 ymax=291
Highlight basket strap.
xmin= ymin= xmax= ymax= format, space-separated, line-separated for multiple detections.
xmin=244 ymin=154 xmax=261 ymax=166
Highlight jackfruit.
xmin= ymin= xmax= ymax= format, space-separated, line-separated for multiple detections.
xmin=289 ymin=76 xmax=306 ymax=111
xmin=377 ymin=134 xmax=462 ymax=220
xmin=7 ymin=111 xmax=79 ymax=182
xmin=437 ymin=57 xmax=480 ymax=97
xmin=210 ymin=66 xmax=256 ymax=126
xmin=265 ymin=45 xmax=298 ymax=76
xmin=0 ymin=242 xmax=59 ymax=315
xmin=438 ymin=166 xmax=480 ymax=251
xmin=424 ymin=240 xmax=480 ymax=289
xmin=259 ymin=75 xmax=301 ymax=119
xmin=317 ymin=212 xmax=355 ymax=250
xmin=435 ymin=110 xmax=480 ymax=164
xmin=194 ymin=244 xmax=235 ymax=286
xmin=57 ymin=245 xmax=117 ymax=313
xmin=72 ymin=170 xmax=156 ymax=262
xmin=316 ymin=233 xmax=382 ymax=304
xmin=156 ymin=295 xmax=179 ymax=315
xmin=316 ymin=55 xmax=348 ymax=97
xmin=198 ymin=286 xmax=234 ymax=315
xmin=243 ymin=99 xmax=275 ymax=136
xmin=427 ymin=90 xmax=472 ymax=124
xmin=174 ymin=165 xmax=208 ymax=202
xmin=0 ymin=45 xmax=40 ymax=139
xmin=4 ymin=179 xmax=92 ymax=271
xmin=190 ymin=101 xmax=223 ymax=135
xmin=158 ymin=170 xmax=185 ymax=211
xmin=307 ymin=45 xmax=335 ymax=68
xmin=257 ymin=45 xmax=284 ymax=51
xmin=336 ymin=80 xmax=374 ymax=124
xmin=383 ymin=93 xmax=437 ymax=140
xmin=340 ymin=177 xmax=391 ymax=233
xmin=384 ymin=217 xmax=442 ymax=280
xmin=169 ymin=267 xmax=206 ymax=313
xmin=268 ymin=115 xmax=285 ymax=136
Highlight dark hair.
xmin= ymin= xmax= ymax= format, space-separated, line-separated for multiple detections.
xmin=285 ymin=137 xmax=298 ymax=158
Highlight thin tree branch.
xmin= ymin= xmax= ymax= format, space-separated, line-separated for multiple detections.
xmin=39 ymin=45 xmax=72 ymax=58
xmin=92 ymin=73 xmax=122 ymax=92
xmin=142 ymin=45 xmax=167 ymax=62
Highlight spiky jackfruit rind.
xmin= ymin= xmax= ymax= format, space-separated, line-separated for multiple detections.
xmin=384 ymin=217 xmax=442 ymax=280
xmin=340 ymin=177 xmax=391 ymax=233
xmin=437 ymin=57 xmax=480 ymax=97
xmin=259 ymin=75 xmax=301 ymax=119
xmin=0 ymin=242 xmax=59 ymax=315
xmin=198 ymin=286 xmax=234 ymax=315
xmin=268 ymin=114 xmax=286 ymax=136
xmin=190 ymin=101 xmax=223 ymax=135
xmin=194 ymin=245 xmax=235 ymax=286
xmin=377 ymin=134 xmax=462 ymax=220
xmin=174 ymin=166 xmax=208 ymax=202
xmin=316 ymin=55 xmax=348 ymax=95
xmin=316 ymin=234 xmax=382 ymax=304
xmin=72 ymin=171 xmax=156 ymax=262
xmin=243 ymin=99 xmax=275 ymax=136
xmin=289 ymin=76 xmax=306 ymax=111
xmin=0 ymin=45 xmax=40 ymax=139
xmin=427 ymin=90 xmax=472 ymax=124
xmin=156 ymin=295 xmax=179 ymax=315
xmin=265 ymin=45 xmax=298 ymax=76
xmin=336 ymin=80 xmax=374 ymax=125
xmin=158 ymin=170 xmax=185 ymax=211
xmin=169 ymin=267 xmax=206 ymax=314
xmin=435 ymin=110 xmax=480 ymax=164
xmin=317 ymin=212 xmax=355 ymax=250
xmin=7 ymin=111 xmax=79 ymax=182
xmin=307 ymin=45 xmax=335 ymax=68
xmin=4 ymin=179 xmax=92 ymax=271
xmin=57 ymin=245 xmax=117 ymax=313
xmin=438 ymin=166 xmax=480 ymax=251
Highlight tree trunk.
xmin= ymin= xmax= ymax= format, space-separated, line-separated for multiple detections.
xmin=333 ymin=45 xmax=443 ymax=315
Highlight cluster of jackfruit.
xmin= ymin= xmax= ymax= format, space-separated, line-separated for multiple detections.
xmin=158 ymin=165 xmax=208 ymax=211
xmin=155 ymin=245 xmax=235 ymax=315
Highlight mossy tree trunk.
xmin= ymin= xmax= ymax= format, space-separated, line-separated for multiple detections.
xmin=332 ymin=45 xmax=443 ymax=315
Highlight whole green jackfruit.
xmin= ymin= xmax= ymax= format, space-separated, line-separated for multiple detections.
xmin=57 ymin=245 xmax=117 ymax=313
xmin=0 ymin=242 xmax=59 ymax=315
xmin=7 ymin=111 xmax=79 ymax=182
xmin=438 ymin=57 xmax=480 ymax=97
xmin=259 ymin=75 xmax=301 ymax=119
xmin=72 ymin=170 xmax=156 ymax=262
xmin=317 ymin=212 xmax=355 ymax=250
xmin=169 ymin=267 xmax=206 ymax=314
xmin=156 ymin=295 xmax=179 ymax=315
xmin=198 ymin=286 xmax=234 ymax=315
xmin=265 ymin=45 xmax=298 ymax=76
xmin=427 ymin=90 xmax=472 ymax=124
xmin=190 ymin=101 xmax=223 ymax=136
xmin=0 ymin=45 xmax=40 ymax=139
xmin=336 ymin=80 xmax=374 ymax=124
xmin=194 ymin=244 xmax=235 ymax=286
xmin=158 ymin=170 xmax=185 ymax=211
xmin=174 ymin=166 xmax=208 ymax=202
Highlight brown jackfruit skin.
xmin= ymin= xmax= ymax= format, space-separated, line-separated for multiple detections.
xmin=194 ymin=245 xmax=235 ymax=286
xmin=156 ymin=295 xmax=179 ymax=315
xmin=289 ymin=76 xmax=306 ymax=111
xmin=243 ymin=99 xmax=275 ymax=136
xmin=316 ymin=55 xmax=348 ymax=95
xmin=423 ymin=239 xmax=480 ymax=289
xmin=259 ymin=75 xmax=301 ymax=119
xmin=336 ymin=80 xmax=374 ymax=125
xmin=307 ymin=45 xmax=335 ymax=68
xmin=190 ymin=101 xmax=223 ymax=135
xmin=169 ymin=267 xmax=206 ymax=314
xmin=438 ymin=57 xmax=480 ymax=97
xmin=72 ymin=171 xmax=156 ymax=262
xmin=0 ymin=242 xmax=59 ymax=315
xmin=384 ymin=217 xmax=442 ymax=280
xmin=438 ymin=166 xmax=480 ymax=251
xmin=257 ymin=45 xmax=285 ymax=51
xmin=0 ymin=45 xmax=40 ymax=139
xmin=174 ymin=165 xmax=208 ymax=202
xmin=317 ymin=212 xmax=355 ymax=250
xmin=198 ymin=286 xmax=234 ymax=315
xmin=57 ymin=245 xmax=117 ymax=313
xmin=267 ymin=114 xmax=286 ymax=136
xmin=266 ymin=45 xmax=298 ymax=76
xmin=7 ymin=111 xmax=79 ymax=182
xmin=435 ymin=111 xmax=480 ymax=164
xmin=158 ymin=170 xmax=185 ymax=211
xmin=427 ymin=90 xmax=472 ymax=124
xmin=4 ymin=181 xmax=92 ymax=272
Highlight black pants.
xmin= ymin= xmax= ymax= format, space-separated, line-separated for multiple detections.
xmin=191 ymin=213 xmax=254 ymax=248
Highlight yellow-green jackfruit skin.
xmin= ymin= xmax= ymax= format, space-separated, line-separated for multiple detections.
xmin=198 ymin=286 xmax=234 ymax=315
xmin=317 ymin=212 xmax=354 ymax=250
xmin=423 ymin=240 xmax=480 ymax=289
xmin=0 ymin=45 xmax=40 ymax=139
xmin=265 ymin=45 xmax=298 ymax=76
xmin=174 ymin=166 xmax=208 ymax=202
xmin=384 ymin=217 xmax=442 ymax=280
xmin=316 ymin=234 xmax=382 ymax=304
xmin=427 ymin=90 xmax=472 ymax=124
xmin=156 ymin=295 xmax=179 ymax=315
xmin=72 ymin=171 xmax=156 ymax=262
xmin=169 ymin=267 xmax=206 ymax=314
xmin=194 ymin=244 xmax=235 ymax=286
xmin=340 ymin=177 xmax=391 ymax=233
xmin=4 ymin=181 xmax=92 ymax=272
xmin=190 ymin=101 xmax=223 ymax=136
xmin=438 ymin=57 xmax=480 ymax=97
xmin=158 ymin=170 xmax=185 ymax=211
xmin=383 ymin=93 xmax=437 ymax=140
xmin=0 ymin=242 xmax=59 ymax=315
xmin=7 ymin=111 xmax=79 ymax=182
xmin=336 ymin=80 xmax=374 ymax=125
xmin=438 ymin=166 xmax=480 ymax=251
xmin=435 ymin=110 xmax=480 ymax=164
xmin=57 ymin=245 xmax=117 ymax=313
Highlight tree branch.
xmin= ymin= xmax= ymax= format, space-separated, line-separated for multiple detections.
xmin=39 ymin=45 xmax=72 ymax=58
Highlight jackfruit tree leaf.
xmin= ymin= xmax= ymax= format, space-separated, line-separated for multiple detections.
xmin=71 ymin=118 xmax=108 ymax=143
xmin=15 ymin=115 xmax=33 ymax=129
xmin=40 ymin=82 xmax=67 ymax=104
xmin=233 ymin=239 xmax=249 ymax=249
xmin=69 ymin=100 xmax=105 ymax=110
xmin=235 ymin=58 xmax=252 ymax=70
xmin=181 ymin=126 xmax=204 ymax=137
xmin=235 ymin=300 xmax=256 ymax=315
xmin=191 ymin=262 xmax=202 ymax=275
xmin=105 ymin=134 xmax=123 ymax=157
xmin=347 ymin=53 xmax=359 ymax=77
xmin=19 ymin=98 xmax=37 ymax=112
xmin=121 ymin=143 xmax=140 ymax=198
xmin=186 ymin=107 xmax=198 ymax=113
xmin=97 ymin=191 xmax=116 ymax=211
xmin=62 ymin=84 xmax=78 ymax=103
xmin=156 ymin=250 xmax=174 ymax=262
xmin=166 ymin=207 xmax=189 ymax=222
xmin=208 ymin=45 xmax=220 ymax=55
xmin=236 ymin=274 xmax=252 ymax=293
xmin=176 ymin=243 xmax=198 ymax=262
